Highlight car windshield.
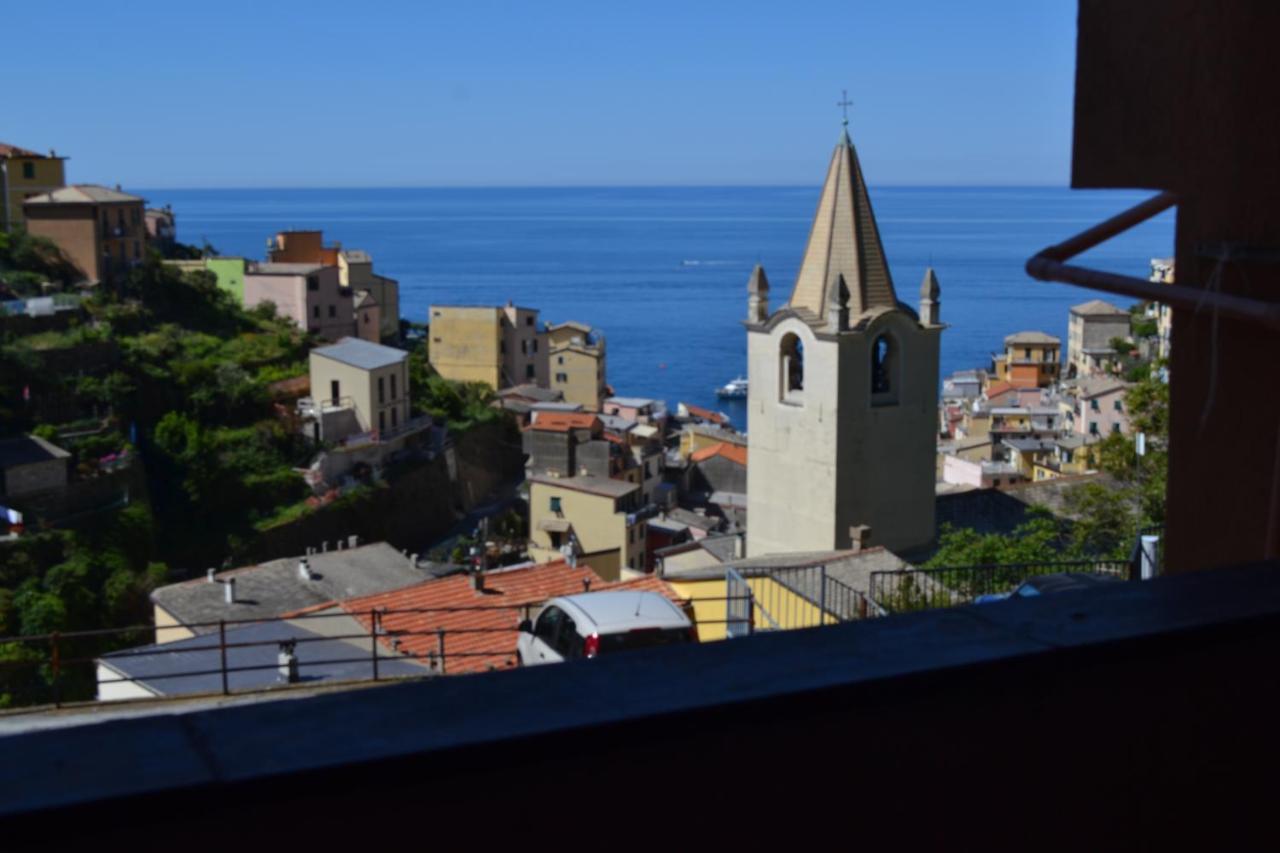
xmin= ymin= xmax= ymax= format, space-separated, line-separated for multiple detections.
xmin=597 ymin=627 xmax=691 ymax=654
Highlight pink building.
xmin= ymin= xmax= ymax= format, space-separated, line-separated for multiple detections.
xmin=602 ymin=397 xmax=665 ymax=426
xmin=243 ymin=263 xmax=353 ymax=341
xmin=1068 ymin=378 xmax=1133 ymax=439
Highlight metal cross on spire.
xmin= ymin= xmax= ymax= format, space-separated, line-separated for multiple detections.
xmin=837 ymin=90 xmax=852 ymax=127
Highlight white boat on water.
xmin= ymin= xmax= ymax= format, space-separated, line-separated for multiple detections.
xmin=716 ymin=377 xmax=748 ymax=399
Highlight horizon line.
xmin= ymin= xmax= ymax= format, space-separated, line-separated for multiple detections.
xmin=130 ymin=181 xmax=1085 ymax=192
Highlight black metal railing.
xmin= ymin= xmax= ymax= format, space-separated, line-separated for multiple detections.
xmin=0 ymin=595 xmax=751 ymax=714
xmin=868 ymin=559 xmax=1134 ymax=614
xmin=735 ymin=564 xmax=882 ymax=628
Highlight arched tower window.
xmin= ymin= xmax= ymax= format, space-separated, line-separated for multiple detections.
xmin=780 ymin=333 xmax=804 ymax=402
xmin=871 ymin=333 xmax=899 ymax=405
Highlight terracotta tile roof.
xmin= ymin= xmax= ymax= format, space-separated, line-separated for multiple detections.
xmin=340 ymin=560 xmax=592 ymax=673
xmin=984 ymin=381 xmax=1015 ymax=399
xmin=0 ymin=143 xmax=46 ymax=158
xmin=600 ymin=574 xmax=687 ymax=601
xmin=691 ymin=442 xmax=748 ymax=467
xmin=339 ymin=561 xmax=686 ymax=674
xmin=530 ymin=412 xmax=601 ymax=433
xmin=683 ymin=403 xmax=726 ymax=425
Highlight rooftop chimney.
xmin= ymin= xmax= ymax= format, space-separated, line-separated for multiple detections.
xmin=277 ymin=640 xmax=299 ymax=683
xmin=298 ymin=557 xmax=312 ymax=581
xmin=207 ymin=568 xmax=217 ymax=583
xmin=849 ymin=525 xmax=873 ymax=553
xmin=582 ymin=578 xmax=591 ymax=593
xmin=224 ymin=577 xmax=236 ymax=604
xmin=349 ymin=534 xmax=359 ymax=548
xmin=470 ymin=569 xmax=485 ymax=592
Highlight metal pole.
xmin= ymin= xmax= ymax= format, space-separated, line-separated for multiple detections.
xmin=370 ymin=609 xmax=380 ymax=681
xmin=50 ymin=632 xmax=61 ymax=708
xmin=1027 ymin=191 xmax=1280 ymax=332
xmin=219 ymin=620 xmax=229 ymax=695
xmin=1140 ymin=535 xmax=1160 ymax=580
xmin=819 ymin=566 xmax=828 ymax=626
xmin=436 ymin=629 xmax=446 ymax=675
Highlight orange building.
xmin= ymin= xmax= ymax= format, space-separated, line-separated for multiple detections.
xmin=991 ymin=331 xmax=1061 ymax=388
xmin=266 ymin=230 xmax=340 ymax=266
xmin=23 ymin=185 xmax=146 ymax=287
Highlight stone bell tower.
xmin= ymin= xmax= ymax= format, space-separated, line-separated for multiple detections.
xmin=744 ymin=127 xmax=943 ymax=556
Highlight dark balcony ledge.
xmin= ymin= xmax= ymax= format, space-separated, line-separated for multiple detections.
xmin=3 ymin=561 xmax=1280 ymax=841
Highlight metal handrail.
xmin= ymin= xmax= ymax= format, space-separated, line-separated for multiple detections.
xmin=1026 ymin=191 xmax=1280 ymax=331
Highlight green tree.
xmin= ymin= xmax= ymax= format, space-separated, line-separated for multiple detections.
xmin=925 ymin=509 xmax=1065 ymax=568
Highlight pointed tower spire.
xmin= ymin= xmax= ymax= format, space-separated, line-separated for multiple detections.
xmin=747 ymin=264 xmax=771 ymax=324
xmin=919 ymin=267 xmax=941 ymax=326
xmin=788 ymin=130 xmax=897 ymax=324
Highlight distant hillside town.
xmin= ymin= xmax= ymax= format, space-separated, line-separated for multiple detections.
xmin=0 ymin=125 xmax=1170 ymax=710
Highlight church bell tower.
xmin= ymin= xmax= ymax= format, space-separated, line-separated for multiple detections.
xmin=745 ymin=125 xmax=943 ymax=556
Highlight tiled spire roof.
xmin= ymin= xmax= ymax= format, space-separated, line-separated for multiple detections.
xmin=788 ymin=130 xmax=897 ymax=323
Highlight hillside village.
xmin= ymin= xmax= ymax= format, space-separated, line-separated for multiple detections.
xmin=0 ymin=132 xmax=1169 ymax=707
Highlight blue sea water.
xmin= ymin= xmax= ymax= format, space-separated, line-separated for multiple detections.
xmin=143 ymin=186 xmax=1174 ymax=428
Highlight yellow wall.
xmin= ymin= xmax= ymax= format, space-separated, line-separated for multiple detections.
xmin=428 ymin=306 xmax=502 ymax=387
xmin=310 ymin=350 xmax=410 ymax=435
xmin=665 ymin=574 xmax=832 ymax=642
xmin=551 ymin=345 xmax=604 ymax=411
xmin=153 ymin=604 xmax=195 ymax=644
xmin=528 ymin=480 xmax=643 ymax=581
xmin=5 ymin=154 xmax=66 ymax=227
xmin=679 ymin=428 xmax=743 ymax=460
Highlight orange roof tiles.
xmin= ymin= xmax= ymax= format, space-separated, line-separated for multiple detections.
xmin=339 ymin=561 xmax=686 ymax=674
xmin=0 ymin=143 xmax=45 ymax=158
xmin=684 ymin=403 xmax=726 ymax=425
xmin=690 ymin=442 xmax=748 ymax=467
xmin=530 ymin=412 xmax=601 ymax=433
xmin=985 ymin=381 xmax=1015 ymax=399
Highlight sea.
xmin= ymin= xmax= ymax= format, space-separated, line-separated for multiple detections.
xmin=144 ymin=186 xmax=1175 ymax=429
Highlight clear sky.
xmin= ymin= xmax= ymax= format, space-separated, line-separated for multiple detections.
xmin=8 ymin=0 xmax=1077 ymax=188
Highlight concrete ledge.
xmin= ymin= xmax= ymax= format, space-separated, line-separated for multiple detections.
xmin=3 ymin=562 xmax=1280 ymax=843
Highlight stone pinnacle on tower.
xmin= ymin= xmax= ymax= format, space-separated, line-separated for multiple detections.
xmin=747 ymin=263 xmax=770 ymax=324
xmin=919 ymin=267 xmax=941 ymax=326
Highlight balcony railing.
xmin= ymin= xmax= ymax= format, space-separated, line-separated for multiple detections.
xmin=297 ymin=395 xmax=356 ymax=417
xmin=868 ymin=559 xmax=1135 ymax=614
xmin=0 ymin=595 xmax=750 ymax=712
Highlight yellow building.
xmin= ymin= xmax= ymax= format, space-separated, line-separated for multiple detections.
xmin=306 ymin=337 xmax=410 ymax=441
xmin=665 ymin=572 xmax=830 ymax=642
xmin=1030 ymin=435 xmax=1097 ymax=481
xmin=429 ymin=303 xmax=548 ymax=389
xmin=660 ymin=548 xmax=908 ymax=640
xmin=527 ymin=474 xmax=646 ymax=580
xmin=546 ymin=321 xmax=607 ymax=410
xmin=1 ymin=142 xmax=67 ymax=230
xmin=678 ymin=423 xmax=747 ymax=461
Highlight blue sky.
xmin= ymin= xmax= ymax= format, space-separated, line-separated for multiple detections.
xmin=9 ymin=0 xmax=1077 ymax=188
